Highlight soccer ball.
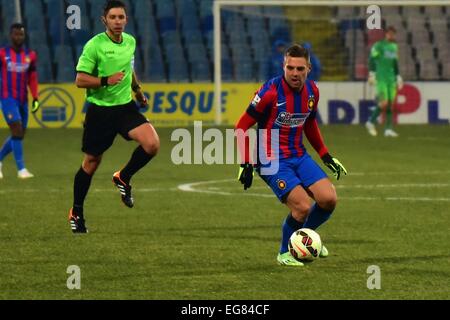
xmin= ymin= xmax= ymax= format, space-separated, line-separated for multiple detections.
xmin=288 ymin=228 xmax=322 ymax=261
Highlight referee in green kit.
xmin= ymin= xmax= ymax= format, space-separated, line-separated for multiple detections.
xmin=69 ymin=0 xmax=159 ymax=233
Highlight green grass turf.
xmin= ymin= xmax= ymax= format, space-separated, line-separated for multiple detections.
xmin=0 ymin=125 xmax=449 ymax=299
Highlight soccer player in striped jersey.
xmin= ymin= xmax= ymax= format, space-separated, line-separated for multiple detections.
xmin=235 ymin=44 xmax=347 ymax=266
xmin=0 ymin=23 xmax=39 ymax=179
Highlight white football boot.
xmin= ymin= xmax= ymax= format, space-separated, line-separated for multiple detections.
xmin=384 ymin=129 xmax=399 ymax=137
xmin=18 ymin=168 xmax=34 ymax=179
xmin=365 ymin=121 xmax=377 ymax=136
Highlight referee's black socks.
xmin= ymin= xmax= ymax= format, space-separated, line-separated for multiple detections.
xmin=73 ymin=167 xmax=93 ymax=214
xmin=120 ymin=145 xmax=154 ymax=184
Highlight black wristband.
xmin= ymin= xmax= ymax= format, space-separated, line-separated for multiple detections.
xmin=132 ymin=84 xmax=141 ymax=92
xmin=321 ymin=153 xmax=333 ymax=163
xmin=101 ymin=76 xmax=108 ymax=87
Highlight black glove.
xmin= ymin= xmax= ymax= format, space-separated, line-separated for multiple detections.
xmin=238 ymin=163 xmax=254 ymax=190
xmin=321 ymin=153 xmax=347 ymax=180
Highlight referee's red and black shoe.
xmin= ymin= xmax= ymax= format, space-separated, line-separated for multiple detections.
xmin=68 ymin=208 xmax=88 ymax=233
xmin=112 ymin=171 xmax=134 ymax=208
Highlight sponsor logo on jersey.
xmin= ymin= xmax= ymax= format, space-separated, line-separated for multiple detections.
xmin=6 ymin=61 xmax=30 ymax=73
xmin=275 ymin=111 xmax=310 ymax=127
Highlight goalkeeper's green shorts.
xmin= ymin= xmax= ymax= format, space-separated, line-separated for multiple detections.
xmin=376 ymin=81 xmax=397 ymax=102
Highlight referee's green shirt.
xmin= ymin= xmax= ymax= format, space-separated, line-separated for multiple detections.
xmin=76 ymin=32 xmax=136 ymax=107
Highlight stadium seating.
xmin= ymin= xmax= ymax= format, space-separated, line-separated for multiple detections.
xmin=2 ymin=1 xmax=446 ymax=83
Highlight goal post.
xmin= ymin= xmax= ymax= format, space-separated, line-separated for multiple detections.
xmin=14 ymin=0 xmax=22 ymax=23
xmin=213 ymin=0 xmax=450 ymax=125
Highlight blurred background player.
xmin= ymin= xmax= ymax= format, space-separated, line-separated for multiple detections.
xmin=235 ymin=44 xmax=347 ymax=267
xmin=69 ymin=0 xmax=159 ymax=233
xmin=0 ymin=23 xmax=39 ymax=179
xmin=365 ymin=26 xmax=403 ymax=137
xmin=265 ymin=39 xmax=287 ymax=79
xmin=302 ymin=42 xmax=322 ymax=82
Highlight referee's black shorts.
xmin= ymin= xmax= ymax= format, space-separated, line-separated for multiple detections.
xmin=82 ymin=100 xmax=149 ymax=156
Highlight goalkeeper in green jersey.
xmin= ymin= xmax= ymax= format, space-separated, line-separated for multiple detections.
xmin=365 ymin=26 xmax=403 ymax=137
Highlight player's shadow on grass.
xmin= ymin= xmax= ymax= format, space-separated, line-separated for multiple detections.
xmin=322 ymin=238 xmax=379 ymax=245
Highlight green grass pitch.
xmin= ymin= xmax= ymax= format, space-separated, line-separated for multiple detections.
xmin=0 ymin=125 xmax=449 ymax=299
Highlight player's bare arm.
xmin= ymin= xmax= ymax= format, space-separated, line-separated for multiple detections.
xmin=132 ymin=71 xmax=147 ymax=106
xmin=75 ymin=71 xmax=125 ymax=89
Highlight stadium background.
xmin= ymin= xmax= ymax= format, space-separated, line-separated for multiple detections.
xmin=0 ymin=0 xmax=449 ymax=127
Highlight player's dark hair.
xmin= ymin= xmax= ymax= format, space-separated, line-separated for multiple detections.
xmin=386 ymin=25 xmax=396 ymax=33
xmin=284 ymin=44 xmax=310 ymax=63
xmin=10 ymin=22 xmax=25 ymax=33
xmin=103 ymin=0 xmax=127 ymax=17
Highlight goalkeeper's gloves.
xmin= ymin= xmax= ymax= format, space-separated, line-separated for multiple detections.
xmin=321 ymin=153 xmax=347 ymax=180
xmin=396 ymin=75 xmax=404 ymax=90
xmin=238 ymin=163 xmax=254 ymax=190
xmin=31 ymin=99 xmax=40 ymax=113
xmin=368 ymin=71 xmax=376 ymax=86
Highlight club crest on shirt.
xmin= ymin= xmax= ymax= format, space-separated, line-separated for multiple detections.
xmin=308 ymin=95 xmax=315 ymax=111
xmin=277 ymin=179 xmax=287 ymax=190
xmin=275 ymin=111 xmax=310 ymax=127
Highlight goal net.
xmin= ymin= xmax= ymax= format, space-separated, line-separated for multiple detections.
xmin=213 ymin=0 xmax=450 ymax=124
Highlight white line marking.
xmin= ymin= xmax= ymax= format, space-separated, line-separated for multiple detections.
xmin=406 ymin=137 xmax=438 ymax=141
xmin=336 ymin=183 xmax=450 ymax=189
xmin=177 ymin=180 xmax=450 ymax=201
xmin=339 ymin=196 xmax=450 ymax=202
xmin=1 ymin=179 xmax=449 ymax=203
xmin=0 ymin=188 xmax=164 ymax=194
xmin=386 ymin=197 xmax=450 ymax=202
xmin=251 ymin=183 xmax=450 ymax=190
xmin=349 ymin=170 xmax=450 ymax=176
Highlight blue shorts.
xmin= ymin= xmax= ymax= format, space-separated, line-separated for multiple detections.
xmin=258 ymin=154 xmax=328 ymax=202
xmin=0 ymin=98 xmax=29 ymax=127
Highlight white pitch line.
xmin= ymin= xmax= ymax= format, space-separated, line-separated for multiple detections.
xmin=406 ymin=137 xmax=439 ymax=141
xmin=0 ymin=188 xmax=165 ymax=194
xmin=336 ymin=183 xmax=450 ymax=189
xmin=386 ymin=197 xmax=450 ymax=202
xmin=250 ymin=183 xmax=450 ymax=190
xmin=177 ymin=180 xmax=450 ymax=201
xmin=348 ymin=170 xmax=450 ymax=176
xmin=339 ymin=196 xmax=450 ymax=202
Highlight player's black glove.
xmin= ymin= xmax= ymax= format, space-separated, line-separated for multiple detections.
xmin=238 ymin=163 xmax=254 ymax=190
xmin=31 ymin=99 xmax=40 ymax=113
xmin=321 ymin=153 xmax=347 ymax=180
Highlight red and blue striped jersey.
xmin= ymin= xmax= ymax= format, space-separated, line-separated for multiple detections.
xmin=241 ymin=76 xmax=328 ymax=161
xmin=0 ymin=46 xmax=38 ymax=103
